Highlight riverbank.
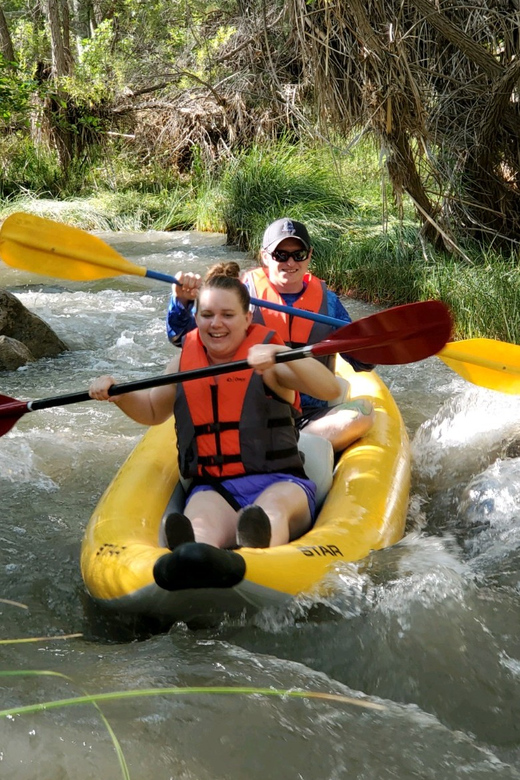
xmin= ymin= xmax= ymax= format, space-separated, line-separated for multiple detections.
xmin=1 ymin=140 xmax=518 ymax=343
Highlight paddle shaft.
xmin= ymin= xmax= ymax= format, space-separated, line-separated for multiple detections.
xmin=0 ymin=342 xmax=324 ymax=428
xmin=22 ymin=321 xmax=425 ymax=413
xmin=0 ymin=300 xmax=454 ymax=437
xmin=19 ymin=345 xmax=314 ymax=414
xmin=2 ymin=213 xmax=516 ymax=393
xmin=147 ymin=269 xmax=343 ymax=327
xmin=10 ymin=213 xmax=518 ymax=393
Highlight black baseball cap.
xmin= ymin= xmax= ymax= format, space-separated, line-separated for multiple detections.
xmin=262 ymin=218 xmax=311 ymax=252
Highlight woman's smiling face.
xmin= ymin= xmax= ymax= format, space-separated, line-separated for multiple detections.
xmin=196 ymin=287 xmax=252 ymax=362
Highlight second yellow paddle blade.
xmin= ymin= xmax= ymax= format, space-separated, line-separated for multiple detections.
xmin=0 ymin=212 xmax=146 ymax=281
xmin=438 ymin=339 xmax=520 ymax=394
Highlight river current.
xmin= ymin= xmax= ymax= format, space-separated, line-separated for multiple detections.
xmin=1 ymin=230 xmax=520 ymax=779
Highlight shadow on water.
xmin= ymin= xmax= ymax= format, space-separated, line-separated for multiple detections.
xmin=79 ymin=592 xmax=174 ymax=644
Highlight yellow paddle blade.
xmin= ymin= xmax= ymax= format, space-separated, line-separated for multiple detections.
xmin=0 ymin=212 xmax=146 ymax=281
xmin=438 ymin=339 xmax=520 ymax=394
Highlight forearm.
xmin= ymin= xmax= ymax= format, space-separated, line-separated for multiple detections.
xmin=89 ymin=365 xmax=178 ymax=425
xmin=248 ymin=342 xmax=341 ymax=400
xmin=113 ymin=382 xmax=177 ymax=425
xmin=111 ymin=389 xmax=162 ymax=426
xmin=275 ymin=358 xmax=341 ymax=401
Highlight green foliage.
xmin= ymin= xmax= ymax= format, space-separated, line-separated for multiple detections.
xmin=120 ymin=0 xmax=212 ymax=68
xmin=0 ymin=135 xmax=61 ymax=196
xmin=328 ymin=223 xmax=520 ymax=342
xmin=2 ymin=123 xmax=519 ymax=343
xmin=61 ymin=20 xmax=123 ymax=105
xmin=10 ymin=18 xmax=48 ymax=74
xmin=194 ymin=23 xmax=237 ymax=75
xmin=0 ymin=54 xmax=36 ymax=123
xmin=220 ymin=140 xmax=354 ymax=252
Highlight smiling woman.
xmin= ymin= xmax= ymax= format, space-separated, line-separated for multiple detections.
xmin=88 ymin=261 xmax=341 ymax=554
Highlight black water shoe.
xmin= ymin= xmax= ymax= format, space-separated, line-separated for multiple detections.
xmin=236 ymin=505 xmax=271 ymax=548
xmin=164 ymin=512 xmax=195 ymax=550
xmin=153 ymin=543 xmax=246 ymax=591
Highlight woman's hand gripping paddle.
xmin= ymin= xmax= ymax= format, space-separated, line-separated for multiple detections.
xmin=0 ymin=300 xmax=452 ymax=437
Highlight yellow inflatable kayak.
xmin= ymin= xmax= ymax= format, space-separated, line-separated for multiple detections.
xmin=80 ymin=358 xmax=410 ymax=624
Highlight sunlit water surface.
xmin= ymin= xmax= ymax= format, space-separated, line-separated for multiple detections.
xmin=1 ymin=231 xmax=520 ymax=779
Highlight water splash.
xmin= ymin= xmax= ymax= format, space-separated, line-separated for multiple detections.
xmin=456 ymin=459 xmax=520 ymax=593
xmin=412 ymin=387 xmax=520 ymax=490
xmin=0 ymin=437 xmax=58 ymax=489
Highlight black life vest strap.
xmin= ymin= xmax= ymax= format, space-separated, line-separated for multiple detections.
xmin=193 ymin=420 xmax=239 ymax=435
xmin=198 ymin=453 xmax=242 ymax=467
xmin=267 ymin=416 xmax=295 ymax=429
xmin=194 ymin=417 xmax=293 ymax=438
xmin=265 ymin=446 xmax=300 ymax=460
xmin=192 ymin=473 xmax=242 ymax=512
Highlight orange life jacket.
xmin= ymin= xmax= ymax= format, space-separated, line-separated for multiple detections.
xmin=244 ymin=268 xmax=335 ymax=370
xmin=175 ymin=324 xmax=304 ymax=479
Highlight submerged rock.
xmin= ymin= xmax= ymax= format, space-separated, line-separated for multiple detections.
xmin=0 ymin=289 xmax=68 ymax=370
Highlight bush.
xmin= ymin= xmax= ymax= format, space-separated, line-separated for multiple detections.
xmin=0 ymin=135 xmax=61 ymax=197
xmin=220 ymin=140 xmax=354 ymax=253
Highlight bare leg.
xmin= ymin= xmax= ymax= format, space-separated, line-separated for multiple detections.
xmin=184 ymin=490 xmax=238 ymax=548
xmin=304 ymin=400 xmax=375 ymax=452
xmin=255 ymin=482 xmax=312 ymax=546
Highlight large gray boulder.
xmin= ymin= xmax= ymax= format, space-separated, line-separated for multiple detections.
xmin=0 ymin=289 xmax=68 ymax=370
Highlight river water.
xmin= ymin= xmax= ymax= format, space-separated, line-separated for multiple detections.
xmin=1 ymin=230 xmax=520 ymax=779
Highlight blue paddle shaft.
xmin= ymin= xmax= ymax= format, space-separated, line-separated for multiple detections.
xmin=145 ymin=269 xmax=343 ymax=327
xmin=145 ymin=269 xmax=182 ymax=284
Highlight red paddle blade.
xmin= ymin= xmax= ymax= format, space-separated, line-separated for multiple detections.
xmin=312 ymin=301 xmax=453 ymax=365
xmin=0 ymin=394 xmax=29 ymax=436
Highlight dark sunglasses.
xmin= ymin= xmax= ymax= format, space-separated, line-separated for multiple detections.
xmin=269 ymin=248 xmax=310 ymax=263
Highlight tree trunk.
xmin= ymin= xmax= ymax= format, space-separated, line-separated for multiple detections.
xmin=71 ymin=0 xmax=92 ymax=44
xmin=347 ymin=0 xmax=441 ymax=243
xmin=46 ymin=0 xmax=71 ymax=77
xmin=288 ymin=0 xmax=520 ymax=249
xmin=60 ymin=0 xmax=72 ymax=65
xmin=44 ymin=0 xmax=77 ymax=170
xmin=0 ymin=4 xmax=15 ymax=65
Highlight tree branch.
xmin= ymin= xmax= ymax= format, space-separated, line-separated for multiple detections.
xmin=408 ymin=0 xmax=503 ymax=80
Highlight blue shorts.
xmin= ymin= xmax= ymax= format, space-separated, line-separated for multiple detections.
xmin=188 ymin=472 xmax=317 ymax=520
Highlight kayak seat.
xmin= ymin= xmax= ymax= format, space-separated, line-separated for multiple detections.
xmin=298 ymin=432 xmax=334 ymax=510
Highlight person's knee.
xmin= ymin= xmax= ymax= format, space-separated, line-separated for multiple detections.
xmin=358 ymin=404 xmax=375 ymax=431
xmin=257 ymin=487 xmax=310 ymax=545
xmin=328 ymin=406 xmax=374 ymax=451
xmin=343 ymin=400 xmax=375 ymax=431
xmin=338 ymin=398 xmax=374 ymax=418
